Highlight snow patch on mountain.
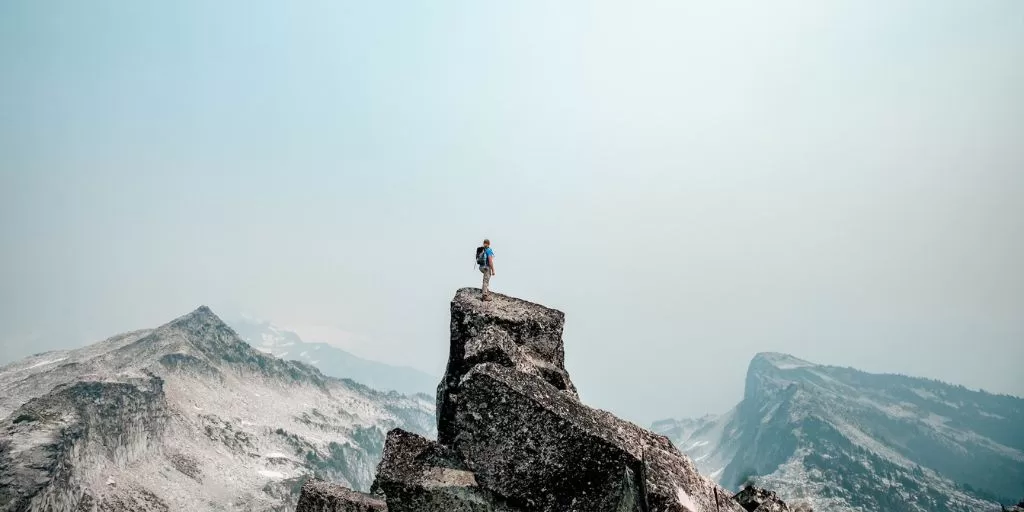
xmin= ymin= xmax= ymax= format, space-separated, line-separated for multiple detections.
xmin=756 ymin=352 xmax=814 ymax=370
xmin=21 ymin=357 xmax=68 ymax=371
xmin=676 ymin=487 xmax=698 ymax=510
xmin=0 ymin=306 xmax=436 ymax=511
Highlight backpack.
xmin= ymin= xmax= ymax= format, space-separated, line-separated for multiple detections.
xmin=475 ymin=246 xmax=487 ymax=267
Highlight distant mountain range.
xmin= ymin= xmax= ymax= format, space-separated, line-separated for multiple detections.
xmin=0 ymin=307 xmax=435 ymax=511
xmin=5 ymin=305 xmax=1021 ymax=512
xmin=653 ymin=352 xmax=1024 ymax=512
xmin=227 ymin=316 xmax=438 ymax=397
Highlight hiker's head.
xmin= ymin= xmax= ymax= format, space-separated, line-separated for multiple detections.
xmin=483 ymin=239 xmax=490 ymax=247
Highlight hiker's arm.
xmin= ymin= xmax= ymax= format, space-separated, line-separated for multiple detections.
xmin=488 ymin=255 xmax=495 ymax=274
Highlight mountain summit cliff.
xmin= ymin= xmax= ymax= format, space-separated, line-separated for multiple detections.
xmin=654 ymin=352 xmax=1024 ymax=512
xmin=298 ymin=289 xmax=781 ymax=512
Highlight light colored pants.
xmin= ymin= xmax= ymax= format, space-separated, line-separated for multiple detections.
xmin=480 ymin=267 xmax=491 ymax=295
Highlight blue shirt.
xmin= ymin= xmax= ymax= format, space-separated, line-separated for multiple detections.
xmin=480 ymin=247 xmax=494 ymax=269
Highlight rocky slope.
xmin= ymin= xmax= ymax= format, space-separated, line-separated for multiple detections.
xmin=229 ymin=316 xmax=438 ymax=396
xmin=0 ymin=306 xmax=435 ymax=511
xmin=653 ymin=352 xmax=1024 ymax=512
xmin=298 ymin=288 xmax=786 ymax=512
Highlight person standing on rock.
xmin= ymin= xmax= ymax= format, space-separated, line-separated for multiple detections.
xmin=475 ymin=239 xmax=495 ymax=300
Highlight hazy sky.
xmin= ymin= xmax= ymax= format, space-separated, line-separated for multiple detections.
xmin=2 ymin=1 xmax=1022 ymax=425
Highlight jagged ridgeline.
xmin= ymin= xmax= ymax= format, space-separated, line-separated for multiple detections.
xmin=0 ymin=306 xmax=434 ymax=512
xmin=297 ymin=288 xmax=792 ymax=512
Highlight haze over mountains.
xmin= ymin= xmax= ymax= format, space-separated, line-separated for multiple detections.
xmin=227 ymin=315 xmax=438 ymax=397
xmin=654 ymin=352 xmax=1024 ymax=512
xmin=1 ymin=302 xmax=1021 ymax=511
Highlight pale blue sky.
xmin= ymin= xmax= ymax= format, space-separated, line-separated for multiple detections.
xmin=2 ymin=0 xmax=1022 ymax=424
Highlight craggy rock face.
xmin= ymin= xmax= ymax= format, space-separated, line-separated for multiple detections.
xmin=296 ymin=480 xmax=387 ymax=512
xmin=451 ymin=363 xmax=745 ymax=512
xmin=733 ymin=486 xmax=792 ymax=512
xmin=370 ymin=429 xmax=521 ymax=512
xmin=301 ymin=288 xmax=788 ymax=512
xmin=437 ymin=288 xmax=577 ymax=445
xmin=0 ymin=377 xmax=171 ymax=512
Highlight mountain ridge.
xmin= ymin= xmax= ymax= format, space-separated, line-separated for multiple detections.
xmin=654 ymin=352 xmax=1024 ymax=512
xmin=0 ymin=305 xmax=435 ymax=511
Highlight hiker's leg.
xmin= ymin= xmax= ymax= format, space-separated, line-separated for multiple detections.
xmin=481 ymin=268 xmax=490 ymax=297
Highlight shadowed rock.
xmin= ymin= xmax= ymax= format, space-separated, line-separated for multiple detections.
xmin=451 ymin=363 xmax=745 ymax=512
xmin=296 ymin=479 xmax=387 ymax=512
xmin=733 ymin=485 xmax=793 ymax=511
xmin=369 ymin=429 xmax=521 ymax=512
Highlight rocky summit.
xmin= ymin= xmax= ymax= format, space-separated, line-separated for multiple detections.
xmin=298 ymin=288 xmax=790 ymax=512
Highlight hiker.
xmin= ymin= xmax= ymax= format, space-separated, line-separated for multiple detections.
xmin=475 ymin=239 xmax=495 ymax=300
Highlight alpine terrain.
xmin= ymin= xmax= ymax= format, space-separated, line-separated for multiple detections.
xmin=296 ymin=288 xmax=795 ymax=512
xmin=228 ymin=316 xmax=438 ymax=396
xmin=0 ymin=306 xmax=435 ymax=512
xmin=653 ymin=352 xmax=1024 ymax=512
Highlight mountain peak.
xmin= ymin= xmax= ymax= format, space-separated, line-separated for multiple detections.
xmin=0 ymin=305 xmax=435 ymax=512
xmin=743 ymin=352 xmax=817 ymax=415
xmin=162 ymin=305 xmax=229 ymax=333
xmin=751 ymin=352 xmax=815 ymax=370
xmin=178 ymin=305 xmax=218 ymax=321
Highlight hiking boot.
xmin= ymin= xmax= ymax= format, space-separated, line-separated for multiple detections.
xmin=481 ymin=294 xmax=491 ymax=301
